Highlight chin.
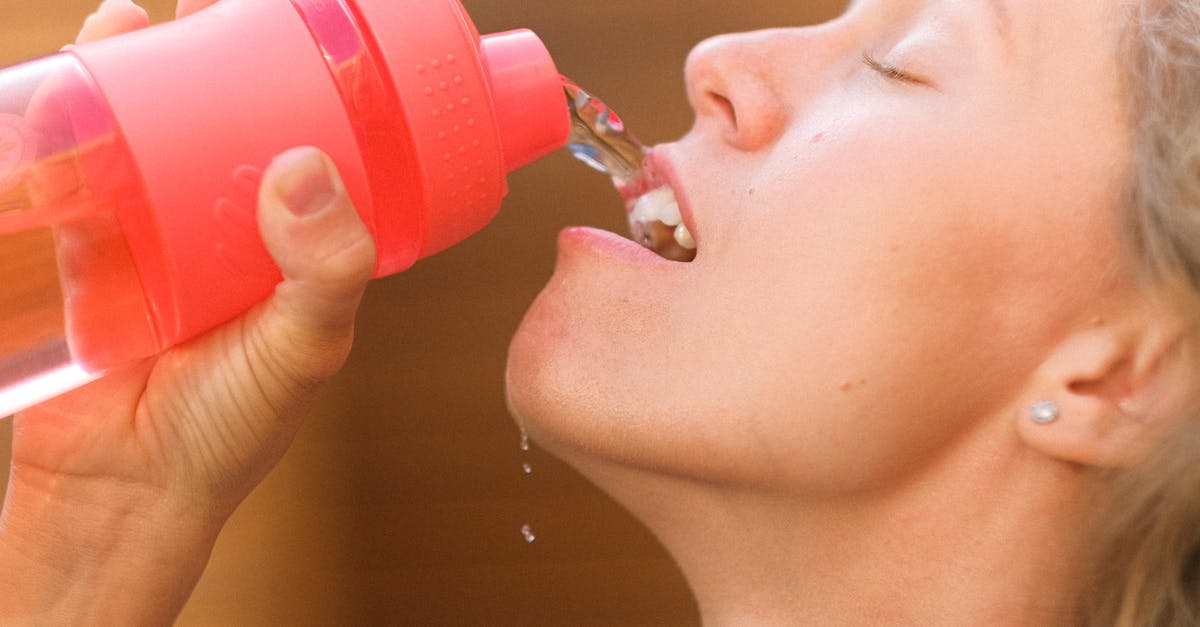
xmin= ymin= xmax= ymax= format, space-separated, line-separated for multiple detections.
xmin=506 ymin=227 xmax=669 ymax=442
xmin=504 ymin=221 xmax=749 ymax=488
xmin=504 ymin=284 xmax=575 ymax=444
xmin=504 ymin=288 xmax=742 ymax=492
xmin=504 ymin=271 xmax=626 ymax=465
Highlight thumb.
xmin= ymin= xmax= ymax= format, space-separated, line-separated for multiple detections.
xmin=253 ymin=147 xmax=377 ymax=382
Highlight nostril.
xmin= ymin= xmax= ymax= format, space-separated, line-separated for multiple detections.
xmin=684 ymin=33 xmax=788 ymax=151
xmin=708 ymin=92 xmax=737 ymax=133
xmin=721 ymin=82 xmax=788 ymax=151
xmin=690 ymin=69 xmax=787 ymax=151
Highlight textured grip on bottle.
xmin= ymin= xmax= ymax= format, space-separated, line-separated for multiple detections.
xmin=350 ymin=0 xmax=507 ymax=257
xmin=418 ymin=54 xmax=495 ymax=205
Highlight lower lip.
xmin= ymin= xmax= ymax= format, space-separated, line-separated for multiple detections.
xmin=557 ymin=226 xmax=687 ymax=269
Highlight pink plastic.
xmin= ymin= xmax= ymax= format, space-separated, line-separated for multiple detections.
xmin=481 ymin=31 xmax=569 ymax=173
xmin=66 ymin=0 xmax=569 ymax=347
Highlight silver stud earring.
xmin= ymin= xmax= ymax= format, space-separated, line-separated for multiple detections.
xmin=1029 ymin=400 xmax=1060 ymax=424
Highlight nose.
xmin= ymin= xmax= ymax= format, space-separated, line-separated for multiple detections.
xmin=684 ymin=30 xmax=793 ymax=152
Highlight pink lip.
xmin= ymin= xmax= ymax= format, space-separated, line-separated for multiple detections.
xmin=617 ymin=146 xmax=700 ymax=252
xmin=557 ymin=226 xmax=684 ymax=269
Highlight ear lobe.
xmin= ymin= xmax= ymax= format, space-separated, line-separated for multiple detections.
xmin=1016 ymin=393 xmax=1149 ymax=468
xmin=1016 ymin=321 xmax=1193 ymax=469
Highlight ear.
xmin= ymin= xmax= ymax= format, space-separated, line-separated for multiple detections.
xmin=1016 ymin=307 xmax=1195 ymax=468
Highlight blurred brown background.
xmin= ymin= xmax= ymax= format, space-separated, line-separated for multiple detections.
xmin=0 ymin=0 xmax=844 ymax=624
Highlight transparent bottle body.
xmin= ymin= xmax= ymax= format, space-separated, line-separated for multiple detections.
xmin=0 ymin=53 xmax=159 ymax=417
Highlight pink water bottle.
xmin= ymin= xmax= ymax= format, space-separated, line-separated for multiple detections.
xmin=0 ymin=0 xmax=569 ymax=416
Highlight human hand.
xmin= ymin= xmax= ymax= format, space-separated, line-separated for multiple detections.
xmin=0 ymin=1 xmax=377 ymax=624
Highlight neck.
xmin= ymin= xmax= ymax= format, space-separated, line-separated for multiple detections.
xmin=573 ymin=420 xmax=1099 ymax=626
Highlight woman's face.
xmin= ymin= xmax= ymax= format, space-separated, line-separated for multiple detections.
xmin=506 ymin=0 xmax=1133 ymax=495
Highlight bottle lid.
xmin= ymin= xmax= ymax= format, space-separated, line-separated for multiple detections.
xmin=480 ymin=29 xmax=569 ymax=172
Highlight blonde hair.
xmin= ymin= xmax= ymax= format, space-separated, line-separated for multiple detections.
xmin=1088 ymin=1 xmax=1200 ymax=625
xmin=1123 ymin=1 xmax=1200 ymax=287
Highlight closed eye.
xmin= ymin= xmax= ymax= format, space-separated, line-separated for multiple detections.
xmin=862 ymin=52 xmax=924 ymax=85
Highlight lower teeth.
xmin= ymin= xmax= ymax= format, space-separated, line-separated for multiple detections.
xmin=628 ymin=187 xmax=697 ymax=262
xmin=631 ymin=219 xmax=697 ymax=262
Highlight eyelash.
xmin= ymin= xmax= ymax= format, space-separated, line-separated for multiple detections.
xmin=861 ymin=52 xmax=921 ymax=85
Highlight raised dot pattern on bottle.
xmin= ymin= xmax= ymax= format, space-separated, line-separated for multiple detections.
xmin=416 ymin=53 xmax=493 ymax=207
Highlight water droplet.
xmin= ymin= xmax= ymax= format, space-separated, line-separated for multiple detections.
xmin=521 ymin=524 xmax=537 ymax=543
xmin=519 ymin=432 xmax=530 ymax=451
xmin=522 ymin=462 xmax=533 ymax=475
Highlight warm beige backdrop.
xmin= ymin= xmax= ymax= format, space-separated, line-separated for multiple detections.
xmin=0 ymin=1 xmax=844 ymax=624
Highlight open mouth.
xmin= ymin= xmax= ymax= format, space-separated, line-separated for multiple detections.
xmin=562 ymin=80 xmax=696 ymax=263
xmin=627 ymin=187 xmax=696 ymax=262
xmin=618 ymin=150 xmax=697 ymax=263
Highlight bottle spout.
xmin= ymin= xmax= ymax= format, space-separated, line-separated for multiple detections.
xmin=480 ymin=30 xmax=569 ymax=172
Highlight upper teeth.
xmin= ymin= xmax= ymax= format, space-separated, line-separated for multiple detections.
xmin=629 ymin=187 xmax=696 ymax=252
xmin=631 ymin=188 xmax=681 ymax=226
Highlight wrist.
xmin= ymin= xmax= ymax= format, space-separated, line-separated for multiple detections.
xmin=0 ymin=465 xmax=223 ymax=625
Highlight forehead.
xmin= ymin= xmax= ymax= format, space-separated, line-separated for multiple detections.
xmin=844 ymin=0 xmax=1127 ymax=61
xmin=843 ymin=0 xmax=1120 ymax=32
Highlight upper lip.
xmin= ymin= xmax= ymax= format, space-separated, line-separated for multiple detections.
xmin=617 ymin=146 xmax=699 ymax=250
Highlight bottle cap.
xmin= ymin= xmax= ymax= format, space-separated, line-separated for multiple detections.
xmin=480 ymin=30 xmax=569 ymax=172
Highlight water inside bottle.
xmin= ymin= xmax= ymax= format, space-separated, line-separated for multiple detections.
xmin=0 ymin=54 xmax=160 ymax=417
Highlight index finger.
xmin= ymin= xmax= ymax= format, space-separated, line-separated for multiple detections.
xmin=75 ymin=0 xmax=150 ymax=45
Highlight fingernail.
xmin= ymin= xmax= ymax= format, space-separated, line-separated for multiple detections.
xmin=273 ymin=148 xmax=338 ymax=217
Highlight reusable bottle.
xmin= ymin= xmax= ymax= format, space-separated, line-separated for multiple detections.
xmin=0 ymin=0 xmax=570 ymax=416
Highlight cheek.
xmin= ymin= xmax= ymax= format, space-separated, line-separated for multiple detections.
xmin=689 ymin=127 xmax=1125 ymax=489
xmin=682 ymin=245 xmax=1020 ymax=492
